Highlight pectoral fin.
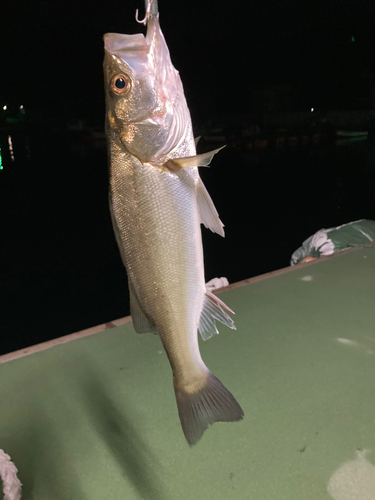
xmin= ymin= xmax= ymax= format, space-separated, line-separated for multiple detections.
xmin=198 ymin=291 xmax=235 ymax=341
xmin=129 ymin=280 xmax=158 ymax=335
xmin=196 ymin=179 xmax=225 ymax=237
xmin=164 ymin=146 xmax=225 ymax=172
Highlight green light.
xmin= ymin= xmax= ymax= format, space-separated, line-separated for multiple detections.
xmin=351 ymin=36 xmax=355 ymax=42
xmin=0 ymin=147 xmax=3 ymax=169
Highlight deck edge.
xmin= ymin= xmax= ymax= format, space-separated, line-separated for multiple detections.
xmin=1 ymin=243 xmax=372 ymax=364
xmin=212 ymin=243 xmax=367 ymax=294
xmin=0 ymin=316 xmax=133 ymax=364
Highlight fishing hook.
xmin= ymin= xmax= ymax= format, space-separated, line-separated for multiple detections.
xmin=135 ymin=0 xmax=151 ymax=25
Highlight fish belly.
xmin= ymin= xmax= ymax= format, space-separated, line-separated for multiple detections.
xmin=109 ymin=140 xmax=206 ymax=379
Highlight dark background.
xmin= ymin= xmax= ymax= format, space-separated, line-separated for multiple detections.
xmin=2 ymin=0 xmax=375 ymax=118
xmin=1 ymin=0 xmax=375 ymax=355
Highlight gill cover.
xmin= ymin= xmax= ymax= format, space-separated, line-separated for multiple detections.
xmin=104 ymin=0 xmax=191 ymax=162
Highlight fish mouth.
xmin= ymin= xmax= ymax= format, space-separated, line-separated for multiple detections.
xmin=103 ymin=32 xmax=148 ymax=58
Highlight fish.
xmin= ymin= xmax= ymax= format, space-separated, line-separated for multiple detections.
xmin=103 ymin=0 xmax=243 ymax=445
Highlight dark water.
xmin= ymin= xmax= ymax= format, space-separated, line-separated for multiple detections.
xmin=1 ymin=129 xmax=375 ymax=354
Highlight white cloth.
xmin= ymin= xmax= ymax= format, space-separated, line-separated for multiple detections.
xmin=205 ymin=277 xmax=229 ymax=292
xmin=0 ymin=450 xmax=21 ymax=500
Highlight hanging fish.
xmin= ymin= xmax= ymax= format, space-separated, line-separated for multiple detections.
xmin=103 ymin=0 xmax=243 ymax=445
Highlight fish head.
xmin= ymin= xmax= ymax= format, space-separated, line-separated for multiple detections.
xmin=104 ymin=9 xmax=191 ymax=163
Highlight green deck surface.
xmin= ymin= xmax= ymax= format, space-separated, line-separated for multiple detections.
xmin=1 ymin=247 xmax=375 ymax=499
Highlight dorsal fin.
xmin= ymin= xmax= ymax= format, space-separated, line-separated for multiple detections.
xmin=196 ymin=179 xmax=225 ymax=237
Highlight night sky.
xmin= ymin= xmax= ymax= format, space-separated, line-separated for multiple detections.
xmin=1 ymin=0 xmax=375 ymax=121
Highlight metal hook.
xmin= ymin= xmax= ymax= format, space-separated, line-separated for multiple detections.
xmin=135 ymin=0 xmax=150 ymax=25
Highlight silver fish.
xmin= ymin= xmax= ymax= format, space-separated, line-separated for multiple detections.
xmin=103 ymin=0 xmax=243 ymax=445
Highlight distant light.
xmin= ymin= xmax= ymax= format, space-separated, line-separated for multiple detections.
xmin=20 ymin=105 xmax=24 ymax=109
xmin=2 ymin=105 xmax=6 ymax=111
xmin=8 ymin=135 xmax=15 ymax=162
xmin=311 ymin=107 xmax=314 ymax=112
xmin=351 ymin=36 xmax=355 ymax=42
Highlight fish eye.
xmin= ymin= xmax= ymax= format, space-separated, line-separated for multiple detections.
xmin=110 ymin=74 xmax=131 ymax=96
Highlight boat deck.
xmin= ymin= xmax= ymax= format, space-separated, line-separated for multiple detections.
xmin=1 ymin=244 xmax=375 ymax=499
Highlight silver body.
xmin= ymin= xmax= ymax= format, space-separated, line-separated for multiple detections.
xmin=104 ymin=0 xmax=243 ymax=445
xmin=107 ymin=128 xmax=207 ymax=385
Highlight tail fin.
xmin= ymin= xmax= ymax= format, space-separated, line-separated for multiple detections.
xmin=174 ymin=372 xmax=244 ymax=446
